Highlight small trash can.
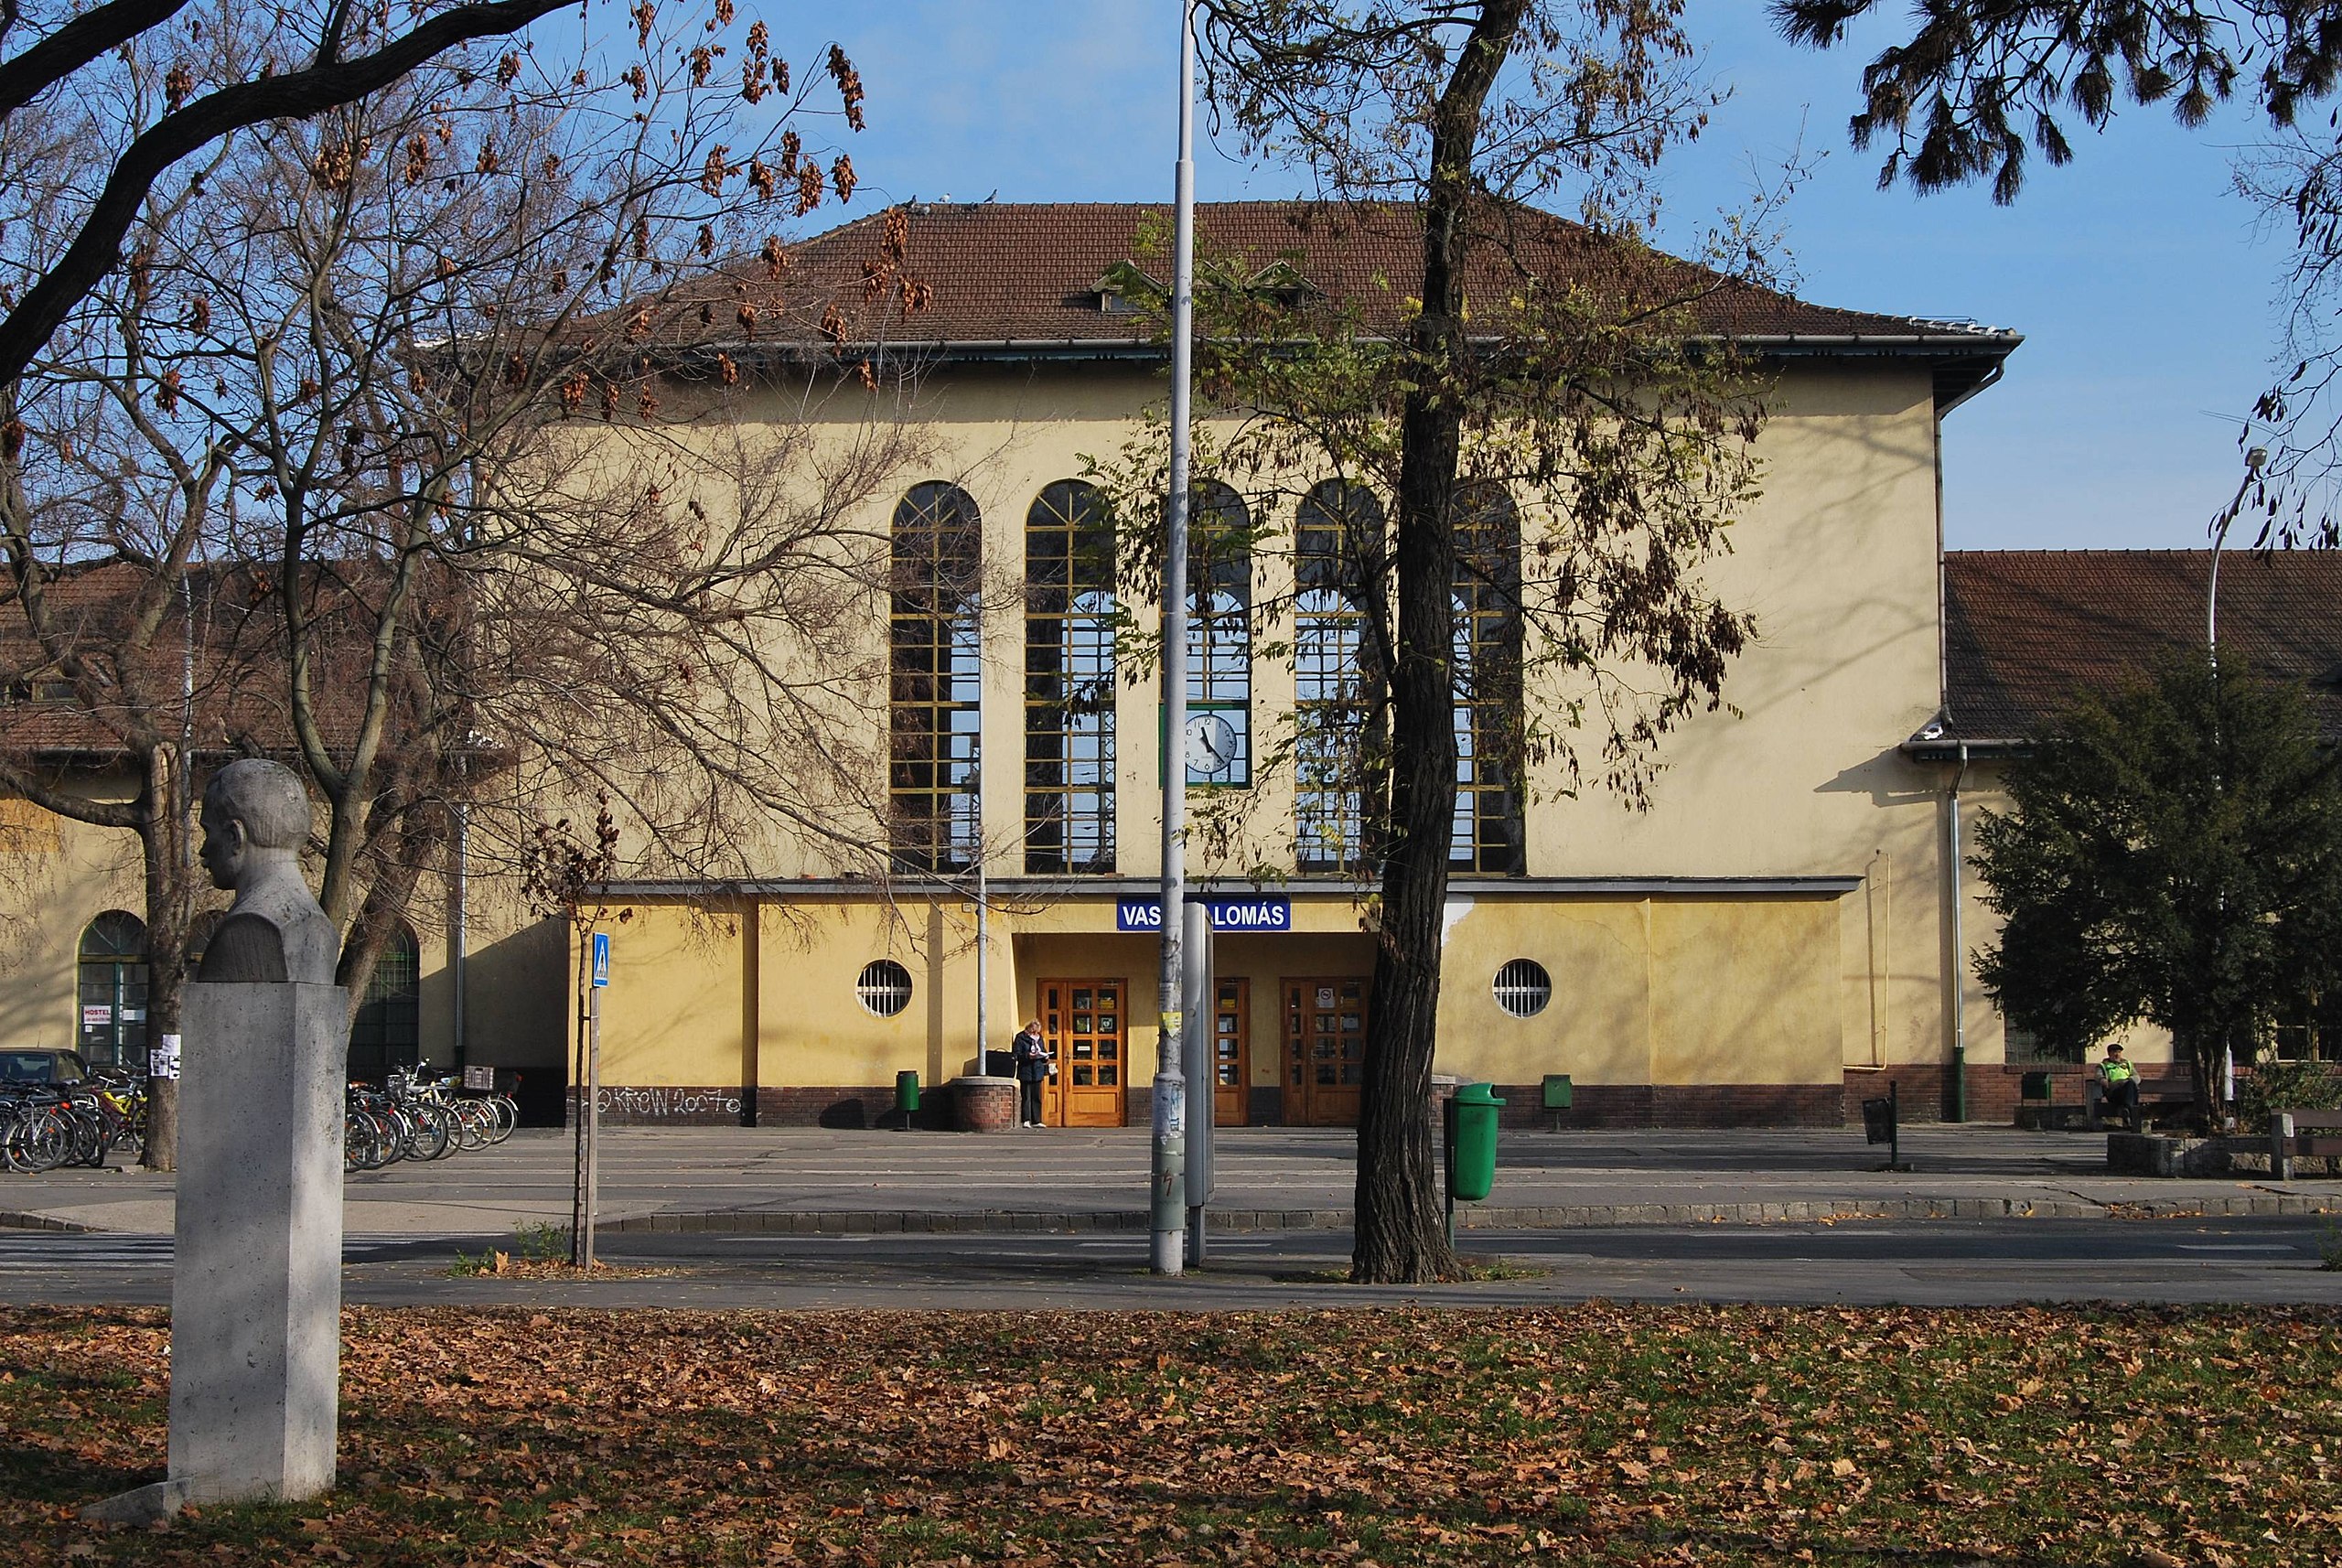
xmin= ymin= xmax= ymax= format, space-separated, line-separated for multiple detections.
xmin=895 ymin=1070 xmax=920 ymax=1115
xmin=1445 ymin=1082 xmax=1506 ymax=1203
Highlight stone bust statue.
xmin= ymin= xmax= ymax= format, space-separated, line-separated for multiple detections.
xmin=194 ymin=758 xmax=338 ymax=985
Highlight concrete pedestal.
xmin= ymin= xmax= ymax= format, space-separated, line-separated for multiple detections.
xmin=161 ymin=983 xmax=349 ymax=1509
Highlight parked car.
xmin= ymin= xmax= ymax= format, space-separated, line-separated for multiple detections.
xmin=0 ymin=1047 xmax=90 ymax=1084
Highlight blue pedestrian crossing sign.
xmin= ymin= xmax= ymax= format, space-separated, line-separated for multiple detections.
xmin=591 ymin=931 xmax=611 ymax=988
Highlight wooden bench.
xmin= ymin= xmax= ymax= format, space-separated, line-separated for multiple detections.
xmin=2269 ymin=1111 xmax=2342 ymax=1180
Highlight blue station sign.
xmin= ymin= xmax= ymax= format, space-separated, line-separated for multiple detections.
xmin=1115 ymin=896 xmax=1293 ymax=933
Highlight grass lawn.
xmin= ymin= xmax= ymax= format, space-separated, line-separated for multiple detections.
xmin=5 ymin=1302 xmax=2337 ymax=1565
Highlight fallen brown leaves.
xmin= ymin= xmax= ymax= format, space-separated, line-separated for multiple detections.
xmin=1 ymin=1303 xmax=2336 ymax=1566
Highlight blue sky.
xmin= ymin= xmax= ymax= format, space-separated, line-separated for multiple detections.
xmin=766 ymin=2 xmax=2288 ymax=552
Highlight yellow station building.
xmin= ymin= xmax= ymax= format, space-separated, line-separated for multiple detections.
xmin=27 ymin=202 xmax=2332 ymax=1129
xmin=563 ymin=200 xmax=2025 ymax=1131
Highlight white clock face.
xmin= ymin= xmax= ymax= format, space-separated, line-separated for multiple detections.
xmin=1185 ymin=712 xmax=1240 ymax=779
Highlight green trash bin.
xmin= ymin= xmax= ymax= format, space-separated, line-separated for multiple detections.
xmin=896 ymin=1069 xmax=920 ymax=1115
xmin=1444 ymin=1082 xmax=1506 ymax=1204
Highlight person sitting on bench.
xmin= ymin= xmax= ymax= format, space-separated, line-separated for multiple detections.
xmin=2100 ymin=1042 xmax=2142 ymax=1131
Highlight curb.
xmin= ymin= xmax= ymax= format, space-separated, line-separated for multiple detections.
xmin=599 ymin=1193 xmax=2342 ymax=1236
xmin=0 ymin=1210 xmax=95 ymax=1233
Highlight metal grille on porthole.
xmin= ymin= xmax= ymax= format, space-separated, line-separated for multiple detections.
xmin=1492 ymin=958 xmax=1552 ymax=1018
xmin=856 ymin=959 xmax=914 ymax=1017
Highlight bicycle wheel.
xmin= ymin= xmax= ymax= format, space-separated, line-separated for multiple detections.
xmin=0 ymin=1107 xmax=31 ymax=1173
xmin=405 ymin=1104 xmax=453 ymax=1161
xmin=21 ymin=1112 xmax=68 ymax=1173
xmin=487 ymin=1094 xmax=520 ymax=1144
xmin=70 ymin=1107 xmax=105 ymax=1168
xmin=344 ymin=1112 xmax=381 ymax=1173
xmin=452 ymin=1101 xmax=492 ymax=1152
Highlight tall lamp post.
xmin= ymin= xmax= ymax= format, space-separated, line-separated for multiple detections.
xmin=2208 ymin=445 xmax=2268 ymax=673
xmin=1149 ymin=0 xmax=1198 ymax=1276
xmin=2207 ymin=444 xmax=2267 ymax=1122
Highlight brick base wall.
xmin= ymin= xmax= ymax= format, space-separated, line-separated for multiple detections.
xmin=582 ymin=1071 xmax=2263 ymax=1131
xmin=1846 ymin=1063 xmax=2194 ymax=1125
xmin=1494 ymin=1082 xmax=1843 ymax=1130
xmin=567 ymin=1084 xmax=953 ymax=1130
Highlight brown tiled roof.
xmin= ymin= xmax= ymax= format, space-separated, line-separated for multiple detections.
xmin=1940 ymin=550 xmax=2342 ymax=744
xmin=665 ymin=199 xmax=2017 ymax=366
xmin=0 ymin=560 xmax=408 ymax=760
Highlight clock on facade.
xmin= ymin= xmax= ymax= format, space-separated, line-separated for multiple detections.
xmin=1183 ymin=709 xmax=1246 ymax=785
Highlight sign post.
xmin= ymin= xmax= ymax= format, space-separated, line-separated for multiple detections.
xmin=1182 ymin=898 xmax=1214 ymax=1265
xmin=575 ymin=931 xmax=610 ymax=1270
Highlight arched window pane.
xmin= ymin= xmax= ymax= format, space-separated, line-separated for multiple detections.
xmin=1025 ymin=480 xmax=1116 ymax=874
xmin=1187 ymin=481 xmax=1252 ymax=784
xmin=76 ymin=910 xmax=147 ymax=1071
xmin=1452 ymin=483 xmax=1523 ymax=874
xmin=889 ymin=482 xmax=983 ymax=873
xmin=1295 ymin=480 xmax=1384 ymax=871
xmin=348 ymin=925 xmax=421 ymax=1082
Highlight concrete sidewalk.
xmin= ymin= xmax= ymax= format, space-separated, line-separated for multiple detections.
xmin=5 ymin=1124 xmax=2339 ymax=1237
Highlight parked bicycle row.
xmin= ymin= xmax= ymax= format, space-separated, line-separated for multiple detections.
xmin=0 ymin=1071 xmax=145 ymax=1173
xmin=345 ymin=1064 xmax=520 ymax=1172
xmin=0 ymin=1060 xmax=520 ymax=1175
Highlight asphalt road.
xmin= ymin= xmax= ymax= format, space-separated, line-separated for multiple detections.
xmin=5 ymin=1216 xmax=2338 ymax=1310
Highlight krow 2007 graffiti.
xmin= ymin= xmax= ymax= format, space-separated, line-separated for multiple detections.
xmin=592 ymin=1086 xmax=745 ymax=1121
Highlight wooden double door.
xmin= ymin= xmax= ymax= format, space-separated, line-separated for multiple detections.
xmin=1036 ymin=976 xmax=1252 ymax=1127
xmin=1284 ymin=976 xmax=1370 ymax=1126
xmin=1038 ymin=979 xmax=1127 ymax=1127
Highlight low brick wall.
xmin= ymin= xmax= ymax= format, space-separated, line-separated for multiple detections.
xmin=752 ymin=1085 xmax=956 ymax=1131
xmin=1499 ymin=1082 xmax=1842 ymax=1130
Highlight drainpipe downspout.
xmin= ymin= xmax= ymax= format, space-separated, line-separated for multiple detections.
xmin=1948 ymin=743 xmax=1971 ymax=1123
xmin=451 ymin=792 xmax=468 ymax=1074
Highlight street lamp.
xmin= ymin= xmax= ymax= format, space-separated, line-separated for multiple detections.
xmin=2206 ymin=443 xmax=2266 ymax=1125
xmin=2208 ymin=445 xmax=2268 ymax=671
xmin=1150 ymin=0 xmax=1198 ymax=1277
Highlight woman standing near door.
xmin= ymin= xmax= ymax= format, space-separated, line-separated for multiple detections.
xmin=1012 ymin=1018 xmax=1051 ymax=1128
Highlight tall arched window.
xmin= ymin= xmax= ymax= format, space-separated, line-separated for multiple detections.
xmin=1025 ymin=479 xmax=1116 ymax=874
xmin=1185 ymin=481 xmax=1252 ymax=786
xmin=1452 ymin=483 xmax=1524 ymax=873
xmin=76 ymin=911 xmax=147 ymax=1071
xmin=889 ymin=481 xmax=983 ymax=872
xmin=348 ymin=924 xmax=421 ymax=1082
xmin=1294 ymin=480 xmax=1386 ymax=871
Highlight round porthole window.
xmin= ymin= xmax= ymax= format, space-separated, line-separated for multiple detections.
xmin=855 ymin=959 xmax=914 ymax=1017
xmin=1492 ymin=958 xmax=1552 ymax=1018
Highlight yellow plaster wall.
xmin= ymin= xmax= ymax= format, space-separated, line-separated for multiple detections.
xmin=1428 ymin=895 xmax=1841 ymax=1088
xmin=579 ymin=902 xmax=747 ymax=1089
xmin=756 ymin=899 xmax=969 ymax=1087
xmin=0 ymin=785 xmax=145 ymax=1053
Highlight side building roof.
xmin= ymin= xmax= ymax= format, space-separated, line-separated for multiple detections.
xmin=1918 ymin=549 xmax=2342 ymax=757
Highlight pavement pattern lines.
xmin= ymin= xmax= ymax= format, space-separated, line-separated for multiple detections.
xmin=2 ymin=1218 xmax=2338 ymax=1309
xmin=4 ymin=1125 xmax=2337 ymax=1238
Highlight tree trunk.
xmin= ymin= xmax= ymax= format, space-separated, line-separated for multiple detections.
xmin=1349 ymin=0 xmax=1525 ymax=1285
xmin=138 ymin=746 xmax=192 ymax=1171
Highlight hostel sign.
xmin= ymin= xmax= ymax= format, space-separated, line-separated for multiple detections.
xmin=1116 ymin=896 xmax=1292 ymax=933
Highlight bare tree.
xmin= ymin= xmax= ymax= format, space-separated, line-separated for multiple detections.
xmin=1135 ymin=1 xmax=1778 ymax=1283
xmin=0 ymin=0 xmax=605 ymax=396
xmin=0 ymin=0 xmax=919 ymax=1165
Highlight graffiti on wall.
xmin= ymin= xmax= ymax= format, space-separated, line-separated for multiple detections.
xmin=593 ymin=1086 xmax=744 ymax=1120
